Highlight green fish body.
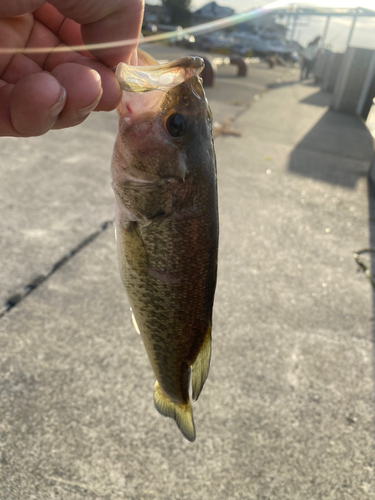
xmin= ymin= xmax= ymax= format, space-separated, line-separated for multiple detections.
xmin=111 ymin=52 xmax=218 ymax=442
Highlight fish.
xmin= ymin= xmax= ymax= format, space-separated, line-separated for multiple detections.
xmin=111 ymin=50 xmax=218 ymax=442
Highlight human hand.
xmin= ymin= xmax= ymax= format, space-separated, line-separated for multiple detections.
xmin=0 ymin=0 xmax=144 ymax=137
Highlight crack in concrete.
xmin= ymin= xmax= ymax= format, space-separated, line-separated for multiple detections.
xmin=0 ymin=220 xmax=113 ymax=319
xmin=353 ymin=248 xmax=375 ymax=288
xmin=0 ymin=76 xmax=284 ymax=318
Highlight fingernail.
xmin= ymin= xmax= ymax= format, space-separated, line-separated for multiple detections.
xmin=50 ymin=86 xmax=66 ymax=118
xmin=77 ymin=88 xmax=103 ymax=117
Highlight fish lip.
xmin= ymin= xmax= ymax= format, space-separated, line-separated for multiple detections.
xmin=115 ymin=55 xmax=205 ymax=93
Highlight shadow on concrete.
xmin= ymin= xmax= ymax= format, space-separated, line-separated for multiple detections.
xmin=266 ymin=77 xmax=323 ymax=91
xmin=288 ymin=109 xmax=374 ymax=188
xmin=267 ymin=78 xmax=320 ymax=88
xmin=301 ymin=79 xmax=323 ymax=87
xmin=216 ymin=74 xmax=245 ymax=79
xmin=368 ymin=174 xmax=375 ymax=273
xmin=367 ymin=170 xmax=375 ymax=417
xmin=299 ymin=89 xmax=332 ymax=108
xmin=267 ymin=79 xmax=298 ymax=90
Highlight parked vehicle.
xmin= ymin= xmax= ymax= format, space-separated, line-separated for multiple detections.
xmin=196 ymin=33 xmax=235 ymax=53
xmin=233 ymin=32 xmax=292 ymax=58
xmin=175 ymin=34 xmax=196 ymax=48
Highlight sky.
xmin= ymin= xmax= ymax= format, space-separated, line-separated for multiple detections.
xmin=190 ymin=0 xmax=375 ymax=10
xmin=147 ymin=1 xmax=375 ymax=51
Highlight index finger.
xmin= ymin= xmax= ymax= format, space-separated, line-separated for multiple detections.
xmin=0 ymin=1 xmax=46 ymax=17
xmin=50 ymin=0 xmax=144 ymax=66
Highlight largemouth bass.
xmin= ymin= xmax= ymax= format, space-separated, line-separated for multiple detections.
xmin=111 ymin=50 xmax=218 ymax=442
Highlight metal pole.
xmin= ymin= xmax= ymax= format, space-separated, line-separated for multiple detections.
xmin=289 ymin=13 xmax=298 ymax=47
xmin=285 ymin=13 xmax=290 ymax=45
xmin=321 ymin=15 xmax=331 ymax=46
xmin=346 ymin=8 xmax=358 ymax=50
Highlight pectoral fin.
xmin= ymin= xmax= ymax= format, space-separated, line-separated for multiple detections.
xmin=191 ymin=324 xmax=212 ymax=401
xmin=119 ymin=220 xmax=149 ymax=274
xmin=154 ymin=381 xmax=196 ymax=442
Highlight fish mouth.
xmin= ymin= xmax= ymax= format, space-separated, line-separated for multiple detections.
xmin=116 ymin=55 xmax=204 ymax=94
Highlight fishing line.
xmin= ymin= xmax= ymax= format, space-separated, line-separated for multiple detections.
xmin=324 ymin=17 xmax=354 ymax=46
xmin=0 ymin=0 xmax=295 ymax=55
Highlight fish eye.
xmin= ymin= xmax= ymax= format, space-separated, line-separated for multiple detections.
xmin=166 ymin=114 xmax=187 ymax=138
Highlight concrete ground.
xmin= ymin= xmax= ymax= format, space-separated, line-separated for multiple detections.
xmin=0 ymin=46 xmax=374 ymax=499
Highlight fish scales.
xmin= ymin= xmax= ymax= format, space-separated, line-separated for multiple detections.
xmin=111 ymin=50 xmax=218 ymax=442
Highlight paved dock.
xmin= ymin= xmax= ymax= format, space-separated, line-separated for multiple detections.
xmin=0 ymin=46 xmax=374 ymax=499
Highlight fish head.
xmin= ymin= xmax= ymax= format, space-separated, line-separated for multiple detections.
xmin=112 ymin=53 xmax=214 ymax=186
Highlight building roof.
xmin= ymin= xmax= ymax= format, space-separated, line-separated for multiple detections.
xmin=193 ymin=2 xmax=234 ymax=19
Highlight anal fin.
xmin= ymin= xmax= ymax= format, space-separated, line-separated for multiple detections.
xmin=131 ymin=311 xmax=141 ymax=335
xmin=154 ymin=381 xmax=196 ymax=442
xmin=191 ymin=324 xmax=212 ymax=401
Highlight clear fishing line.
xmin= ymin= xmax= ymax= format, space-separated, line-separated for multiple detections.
xmin=0 ymin=0 xmax=295 ymax=56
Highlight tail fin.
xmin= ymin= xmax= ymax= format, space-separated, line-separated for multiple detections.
xmin=153 ymin=381 xmax=196 ymax=442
